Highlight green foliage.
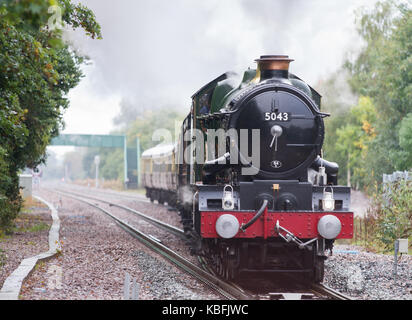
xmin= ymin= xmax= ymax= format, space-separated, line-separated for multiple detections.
xmin=126 ymin=108 xmax=185 ymax=151
xmin=100 ymin=149 xmax=124 ymax=181
xmin=318 ymin=1 xmax=411 ymax=252
xmin=335 ymin=96 xmax=377 ymax=188
xmin=82 ymin=147 xmax=124 ymax=181
xmin=317 ymin=70 xmax=357 ymax=185
xmin=345 ymin=1 xmax=412 ymax=179
xmin=15 ymin=221 xmax=50 ymax=233
xmin=0 ymin=0 xmax=101 ymax=232
xmin=1 ymin=0 xmax=101 ymax=39
xmin=320 ymin=1 xmax=411 ymax=191
xmin=63 ymin=149 xmax=88 ymax=181
xmin=0 ymin=248 xmax=6 ymax=266
xmin=0 ymin=147 xmax=21 ymax=234
xmin=370 ymin=179 xmax=412 ymax=252
xmin=59 ymin=0 xmax=102 ymax=39
xmin=398 ymin=113 xmax=412 ymax=165
xmin=323 ymin=113 xmax=349 ymax=184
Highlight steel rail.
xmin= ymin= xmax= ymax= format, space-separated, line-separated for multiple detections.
xmin=61 ymin=185 xmax=150 ymax=202
xmin=56 ymin=191 xmax=253 ymax=300
xmin=54 ymin=189 xmax=352 ymax=301
xmin=55 ymin=189 xmax=185 ymax=239
xmin=311 ymin=283 xmax=354 ymax=300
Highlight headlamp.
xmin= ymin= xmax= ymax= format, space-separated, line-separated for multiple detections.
xmin=222 ymin=185 xmax=235 ymax=210
xmin=322 ymin=187 xmax=335 ymax=211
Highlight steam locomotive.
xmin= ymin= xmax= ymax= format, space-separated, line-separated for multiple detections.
xmin=141 ymin=55 xmax=353 ymax=282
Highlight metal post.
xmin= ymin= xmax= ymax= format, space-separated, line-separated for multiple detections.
xmin=123 ymin=272 xmax=139 ymax=300
xmin=123 ymin=272 xmax=130 ymax=300
xmin=131 ymin=278 xmax=139 ymax=300
xmin=393 ymin=239 xmax=399 ymax=281
xmin=136 ymin=137 xmax=141 ymax=188
xmin=94 ymin=155 xmax=100 ymax=188
xmin=64 ymin=163 xmax=69 ymax=182
xmin=123 ymin=135 xmax=128 ymax=189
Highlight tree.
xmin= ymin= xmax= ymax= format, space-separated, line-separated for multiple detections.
xmin=345 ymin=0 xmax=412 ymax=180
xmin=315 ymin=69 xmax=358 ymax=185
xmin=398 ymin=113 xmax=412 ymax=168
xmin=126 ymin=108 xmax=185 ymax=151
xmin=336 ymin=96 xmax=377 ymax=189
xmin=0 ymin=0 xmax=101 ymax=232
xmin=63 ymin=149 xmax=88 ymax=181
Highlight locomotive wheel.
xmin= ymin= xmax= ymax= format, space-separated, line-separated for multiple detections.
xmin=217 ymin=251 xmax=227 ymax=279
xmin=221 ymin=249 xmax=229 ymax=280
xmin=212 ymin=247 xmax=224 ymax=278
xmin=314 ymin=258 xmax=325 ymax=283
xmin=148 ymin=190 xmax=154 ymax=202
xmin=226 ymin=260 xmax=236 ymax=280
xmin=157 ymin=191 xmax=165 ymax=205
xmin=214 ymin=245 xmax=237 ymax=281
xmin=216 ymin=255 xmax=222 ymax=275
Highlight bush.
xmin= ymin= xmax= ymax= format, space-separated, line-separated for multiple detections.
xmin=0 ymin=0 xmax=101 ymax=232
xmin=369 ymin=178 xmax=412 ymax=252
xmin=0 ymin=148 xmax=21 ymax=234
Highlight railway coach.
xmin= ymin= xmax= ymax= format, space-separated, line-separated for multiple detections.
xmin=141 ymin=143 xmax=177 ymax=206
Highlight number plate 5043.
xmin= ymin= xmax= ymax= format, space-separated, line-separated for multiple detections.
xmin=264 ymin=112 xmax=290 ymax=121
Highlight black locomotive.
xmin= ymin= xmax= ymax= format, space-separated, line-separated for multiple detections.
xmin=142 ymin=55 xmax=353 ymax=282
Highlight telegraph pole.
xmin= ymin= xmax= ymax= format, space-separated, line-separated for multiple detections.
xmin=137 ymin=137 xmax=141 ymax=188
xmin=94 ymin=155 xmax=100 ymax=188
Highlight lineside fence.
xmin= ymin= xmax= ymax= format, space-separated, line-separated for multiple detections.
xmin=382 ymin=171 xmax=410 ymax=206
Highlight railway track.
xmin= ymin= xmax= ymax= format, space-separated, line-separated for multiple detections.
xmin=53 ymin=188 xmax=353 ymax=301
xmin=59 ymin=184 xmax=150 ymax=203
xmin=54 ymin=190 xmax=252 ymax=300
xmin=311 ymin=283 xmax=353 ymax=300
xmin=55 ymin=188 xmax=184 ymax=239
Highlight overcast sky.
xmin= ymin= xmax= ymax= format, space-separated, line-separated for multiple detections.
xmin=57 ymin=0 xmax=379 ymax=138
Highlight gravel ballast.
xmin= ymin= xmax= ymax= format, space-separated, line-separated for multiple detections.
xmin=324 ymin=244 xmax=412 ymax=300
xmin=0 ymin=199 xmax=52 ymax=289
xmin=66 ymin=185 xmax=411 ymax=301
xmin=9 ymin=184 xmax=411 ymax=300
xmin=20 ymin=189 xmax=220 ymax=300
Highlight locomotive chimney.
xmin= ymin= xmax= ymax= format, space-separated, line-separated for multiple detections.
xmin=255 ymin=55 xmax=294 ymax=81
